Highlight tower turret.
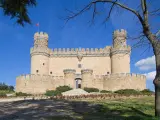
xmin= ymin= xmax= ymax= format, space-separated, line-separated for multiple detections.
xmin=63 ymin=69 xmax=76 ymax=88
xmin=30 ymin=32 xmax=50 ymax=75
xmin=113 ymin=29 xmax=127 ymax=48
xmin=81 ymin=69 xmax=93 ymax=88
xmin=111 ymin=29 xmax=131 ymax=74
xmin=34 ymin=32 xmax=48 ymax=47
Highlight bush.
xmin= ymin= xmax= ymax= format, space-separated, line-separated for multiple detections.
xmin=45 ymin=86 xmax=72 ymax=96
xmin=0 ymin=93 xmax=7 ymax=97
xmin=84 ymin=87 xmax=99 ymax=93
xmin=100 ymin=90 xmax=112 ymax=93
xmin=114 ymin=89 xmax=141 ymax=95
xmin=0 ymin=83 xmax=14 ymax=91
xmin=141 ymin=89 xmax=153 ymax=95
xmin=16 ymin=92 xmax=32 ymax=96
xmin=56 ymin=86 xmax=72 ymax=93
xmin=45 ymin=90 xmax=61 ymax=96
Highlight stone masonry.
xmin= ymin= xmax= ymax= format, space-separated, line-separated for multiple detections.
xmin=15 ymin=29 xmax=146 ymax=94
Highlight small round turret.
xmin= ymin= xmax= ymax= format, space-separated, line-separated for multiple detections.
xmin=81 ymin=69 xmax=93 ymax=88
xmin=113 ymin=29 xmax=127 ymax=48
xmin=34 ymin=32 xmax=48 ymax=47
xmin=63 ymin=69 xmax=76 ymax=88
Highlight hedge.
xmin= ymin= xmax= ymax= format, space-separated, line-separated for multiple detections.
xmin=100 ymin=90 xmax=112 ymax=93
xmin=84 ymin=87 xmax=99 ymax=93
xmin=45 ymin=85 xmax=72 ymax=96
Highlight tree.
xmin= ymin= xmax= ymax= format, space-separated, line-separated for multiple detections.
xmin=65 ymin=0 xmax=160 ymax=116
xmin=0 ymin=0 xmax=37 ymax=26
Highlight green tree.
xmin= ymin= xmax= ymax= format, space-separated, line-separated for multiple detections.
xmin=65 ymin=0 xmax=160 ymax=116
xmin=0 ymin=0 xmax=37 ymax=26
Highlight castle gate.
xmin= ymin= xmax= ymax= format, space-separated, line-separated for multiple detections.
xmin=75 ymin=74 xmax=82 ymax=89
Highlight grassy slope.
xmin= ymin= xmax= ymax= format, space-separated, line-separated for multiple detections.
xmin=48 ymin=96 xmax=158 ymax=120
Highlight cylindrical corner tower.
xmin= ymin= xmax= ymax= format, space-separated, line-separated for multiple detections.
xmin=111 ymin=29 xmax=131 ymax=74
xmin=81 ymin=69 xmax=93 ymax=88
xmin=30 ymin=32 xmax=50 ymax=75
xmin=63 ymin=69 xmax=76 ymax=88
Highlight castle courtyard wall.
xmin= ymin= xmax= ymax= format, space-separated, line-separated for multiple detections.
xmin=16 ymin=73 xmax=146 ymax=94
xmin=16 ymin=74 xmax=64 ymax=94
xmin=103 ymin=73 xmax=146 ymax=91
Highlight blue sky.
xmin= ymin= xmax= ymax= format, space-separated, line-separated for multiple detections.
xmin=0 ymin=0 xmax=159 ymax=91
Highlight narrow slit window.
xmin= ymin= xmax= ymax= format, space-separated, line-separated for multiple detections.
xmin=78 ymin=64 xmax=82 ymax=68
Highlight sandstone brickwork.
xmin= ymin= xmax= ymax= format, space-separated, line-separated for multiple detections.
xmin=15 ymin=29 xmax=146 ymax=94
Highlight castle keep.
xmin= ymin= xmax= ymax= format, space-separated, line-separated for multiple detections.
xmin=16 ymin=29 xmax=146 ymax=94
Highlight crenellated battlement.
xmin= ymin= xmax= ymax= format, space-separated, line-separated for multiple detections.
xmin=50 ymin=46 xmax=111 ymax=57
xmin=34 ymin=32 xmax=48 ymax=41
xmin=63 ymin=69 xmax=76 ymax=74
xmin=103 ymin=73 xmax=146 ymax=80
xmin=34 ymin=32 xmax=49 ymax=48
xmin=111 ymin=45 xmax=131 ymax=55
xmin=30 ymin=47 xmax=51 ymax=57
xmin=16 ymin=74 xmax=64 ymax=81
xmin=113 ymin=29 xmax=127 ymax=39
xmin=92 ymin=73 xmax=146 ymax=80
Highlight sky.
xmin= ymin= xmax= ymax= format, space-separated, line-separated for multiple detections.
xmin=0 ymin=0 xmax=159 ymax=91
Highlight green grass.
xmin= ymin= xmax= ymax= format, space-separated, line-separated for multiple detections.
xmin=48 ymin=96 xmax=158 ymax=120
xmin=0 ymin=90 xmax=14 ymax=94
xmin=79 ymin=96 xmax=158 ymax=120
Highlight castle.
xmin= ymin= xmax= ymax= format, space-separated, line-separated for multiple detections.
xmin=15 ymin=29 xmax=146 ymax=94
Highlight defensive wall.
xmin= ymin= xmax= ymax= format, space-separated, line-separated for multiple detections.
xmin=16 ymin=70 xmax=146 ymax=94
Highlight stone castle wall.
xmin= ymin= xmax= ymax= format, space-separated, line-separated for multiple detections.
xmin=30 ymin=46 xmax=112 ymax=76
xmin=16 ymin=74 xmax=64 ymax=94
xmin=93 ymin=73 xmax=146 ymax=91
xmin=16 ymin=72 xmax=146 ymax=94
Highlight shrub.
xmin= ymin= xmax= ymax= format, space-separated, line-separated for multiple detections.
xmin=16 ymin=92 xmax=32 ymax=96
xmin=114 ymin=89 xmax=141 ymax=95
xmin=45 ymin=90 xmax=61 ymax=96
xmin=141 ymin=89 xmax=153 ymax=95
xmin=0 ymin=92 xmax=7 ymax=97
xmin=84 ymin=87 xmax=99 ymax=93
xmin=56 ymin=86 xmax=72 ymax=93
xmin=100 ymin=90 xmax=112 ymax=93
xmin=45 ymin=86 xmax=72 ymax=96
xmin=0 ymin=83 xmax=14 ymax=91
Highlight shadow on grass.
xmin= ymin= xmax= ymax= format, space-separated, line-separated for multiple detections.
xmin=0 ymin=99 xmax=159 ymax=120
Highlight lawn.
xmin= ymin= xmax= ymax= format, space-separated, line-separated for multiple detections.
xmin=48 ymin=96 xmax=158 ymax=120
xmin=0 ymin=96 xmax=159 ymax=120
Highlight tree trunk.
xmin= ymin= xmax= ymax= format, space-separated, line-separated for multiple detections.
xmin=144 ymin=30 xmax=160 ymax=116
xmin=152 ymin=40 xmax=160 ymax=117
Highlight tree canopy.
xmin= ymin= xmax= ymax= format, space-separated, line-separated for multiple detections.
xmin=0 ymin=0 xmax=37 ymax=26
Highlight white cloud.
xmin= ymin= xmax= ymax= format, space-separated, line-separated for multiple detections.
xmin=144 ymin=71 xmax=156 ymax=80
xmin=135 ymin=56 xmax=155 ymax=71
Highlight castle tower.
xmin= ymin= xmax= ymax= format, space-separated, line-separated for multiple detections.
xmin=81 ymin=69 xmax=93 ymax=88
xmin=111 ymin=29 xmax=131 ymax=74
xmin=63 ymin=69 xmax=76 ymax=88
xmin=30 ymin=32 xmax=50 ymax=75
